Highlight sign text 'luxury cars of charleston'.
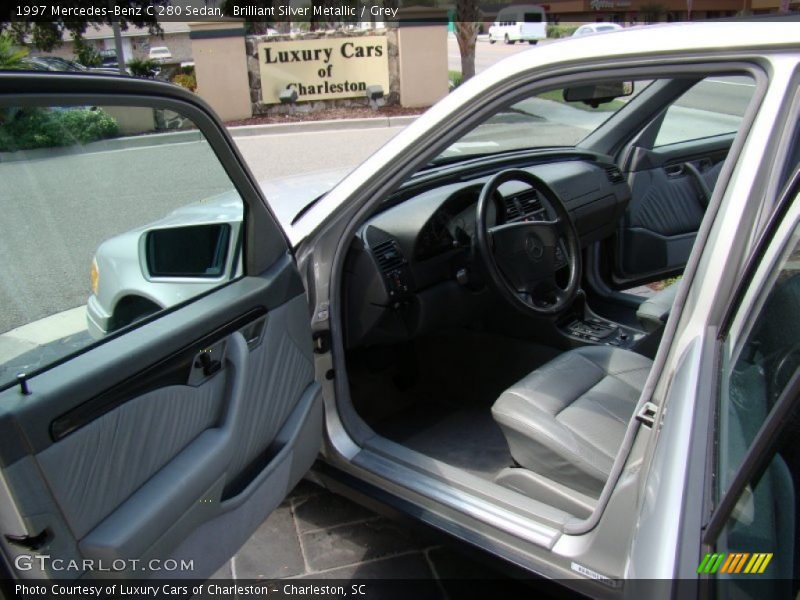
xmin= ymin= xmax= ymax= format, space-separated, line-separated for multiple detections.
xmin=258 ymin=36 xmax=390 ymax=104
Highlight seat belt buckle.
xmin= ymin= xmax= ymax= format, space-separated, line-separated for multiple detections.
xmin=636 ymin=402 xmax=659 ymax=428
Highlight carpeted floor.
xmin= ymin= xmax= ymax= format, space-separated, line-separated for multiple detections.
xmin=349 ymin=328 xmax=561 ymax=482
xmin=374 ymin=403 xmax=513 ymax=479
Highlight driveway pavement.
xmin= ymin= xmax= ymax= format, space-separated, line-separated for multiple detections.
xmin=209 ymin=478 xmax=524 ymax=595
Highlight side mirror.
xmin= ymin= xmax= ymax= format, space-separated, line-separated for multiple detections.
xmin=563 ymin=81 xmax=634 ymax=108
xmin=145 ymin=224 xmax=232 ymax=278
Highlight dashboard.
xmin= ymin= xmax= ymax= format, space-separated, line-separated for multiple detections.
xmin=343 ymin=154 xmax=631 ymax=348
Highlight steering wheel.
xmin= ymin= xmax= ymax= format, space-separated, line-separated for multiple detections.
xmin=475 ymin=169 xmax=582 ymax=316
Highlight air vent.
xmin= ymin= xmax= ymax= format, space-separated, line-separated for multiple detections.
xmin=372 ymin=239 xmax=405 ymax=273
xmin=504 ymin=190 xmax=542 ymax=221
xmin=605 ymin=165 xmax=625 ymax=184
xmin=516 ymin=190 xmax=542 ymax=216
xmin=503 ymin=197 xmax=521 ymax=220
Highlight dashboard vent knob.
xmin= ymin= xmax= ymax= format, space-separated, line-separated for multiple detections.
xmin=372 ymin=239 xmax=405 ymax=273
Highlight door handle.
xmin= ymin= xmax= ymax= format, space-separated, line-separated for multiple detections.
xmin=664 ymin=164 xmax=684 ymax=177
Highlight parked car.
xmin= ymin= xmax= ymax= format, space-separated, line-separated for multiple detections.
xmin=1 ymin=22 xmax=800 ymax=597
xmin=488 ymin=4 xmax=547 ymax=44
xmin=572 ymin=22 xmax=625 ymax=36
xmin=24 ymin=56 xmax=88 ymax=71
xmin=85 ymin=169 xmax=347 ymax=338
xmin=148 ymin=46 xmax=173 ymax=64
xmin=16 ymin=58 xmax=51 ymax=71
xmin=16 ymin=56 xmax=122 ymax=75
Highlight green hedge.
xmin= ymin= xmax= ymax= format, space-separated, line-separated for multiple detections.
xmin=0 ymin=107 xmax=119 ymax=152
xmin=547 ymin=24 xmax=579 ymax=39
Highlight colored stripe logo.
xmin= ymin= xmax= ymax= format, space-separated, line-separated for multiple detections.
xmin=697 ymin=552 xmax=773 ymax=574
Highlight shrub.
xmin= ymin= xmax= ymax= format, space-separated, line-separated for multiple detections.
xmin=73 ymin=35 xmax=101 ymax=67
xmin=546 ymin=24 xmax=578 ymax=39
xmin=449 ymin=70 xmax=463 ymax=90
xmin=171 ymin=72 xmax=197 ymax=92
xmin=127 ymin=58 xmax=160 ymax=78
xmin=0 ymin=107 xmax=119 ymax=152
xmin=0 ymin=32 xmax=29 ymax=70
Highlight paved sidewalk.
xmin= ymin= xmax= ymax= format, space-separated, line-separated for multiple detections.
xmin=210 ymin=479 xmax=507 ymax=587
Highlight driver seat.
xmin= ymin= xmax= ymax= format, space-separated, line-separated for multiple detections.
xmin=491 ymin=346 xmax=652 ymax=497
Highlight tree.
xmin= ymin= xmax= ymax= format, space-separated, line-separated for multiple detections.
xmin=455 ymin=0 xmax=481 ymax=83
xmin=0 ymin=2 xmax=163 ymax=52
xmin=0 ymin=31 xmax=28 ymax=69
xmin=72 ymin=34 xmax=101 ymax=67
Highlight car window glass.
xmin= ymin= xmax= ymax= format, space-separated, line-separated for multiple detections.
xmin=654 ymin=75 xmax=755 ymax=147
xmin=0 ymin=102 xmax=244 ymax=390
xmin=713 ymin=450 xmax=798 ymax=592
xmin=432 ymin=80 xmax=648 ymax=162
xmin=711 ymin=214 xmax=800 ymax=593
xmin=718 ymin=222 xmax=800 ymax=494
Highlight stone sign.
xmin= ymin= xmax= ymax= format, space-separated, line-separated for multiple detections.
xmin=257 ymin=36 xmax=390 ymax=104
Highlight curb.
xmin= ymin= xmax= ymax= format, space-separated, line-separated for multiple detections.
xmin=0 ymin=129 xmax=204 ymax=163
xmin=228 ymin=115 xmax=419 ymax=137
xmin=0 ymin=116 xmax=418 ymax=163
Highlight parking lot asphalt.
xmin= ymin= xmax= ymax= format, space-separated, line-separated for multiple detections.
xmin=0 ymin=126 xmax=402 ymax=339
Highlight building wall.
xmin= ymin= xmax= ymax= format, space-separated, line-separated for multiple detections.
xmin=397 ymin=24 xmax=449 ymax=108
xmin=190 ymin=22 xmax=252 ymax=121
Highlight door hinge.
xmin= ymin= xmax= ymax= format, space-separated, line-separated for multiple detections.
xmin=313 ymin=331 xmax=331 ymax=354
xmin=636 ymin=401 xmax=659 ymax=428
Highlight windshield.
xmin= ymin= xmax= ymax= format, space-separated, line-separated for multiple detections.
xmin=433 ymin=82 xmax=648 ymax=164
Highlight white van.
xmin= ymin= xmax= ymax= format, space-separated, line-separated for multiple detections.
xmin=488 ymin=5 xmax=547 ymax=45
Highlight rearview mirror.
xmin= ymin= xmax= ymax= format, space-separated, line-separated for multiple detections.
xmin=563 ymin=81 xmax=634 ymax=108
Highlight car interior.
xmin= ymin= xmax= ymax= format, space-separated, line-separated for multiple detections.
xmin=337 ymin=71 xmax=756 ymax=518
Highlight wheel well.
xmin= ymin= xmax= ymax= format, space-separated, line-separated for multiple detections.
xmin=111 ymin=295 xmax=161 ymax=331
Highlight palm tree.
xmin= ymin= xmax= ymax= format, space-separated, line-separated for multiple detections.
xmin=0 ymin=32 xmax=29 ymax=70
xmin=455 ymin=0 xmax=481 ymax=82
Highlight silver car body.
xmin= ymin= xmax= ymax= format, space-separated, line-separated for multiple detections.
xmin=2 ymin=21 xmax=799 ymax=593
xmin=292 ymin=21 xmax=800 ymax=585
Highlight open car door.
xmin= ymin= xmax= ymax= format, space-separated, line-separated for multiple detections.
xmin=0 ymin=74 xmax=321 ymax=580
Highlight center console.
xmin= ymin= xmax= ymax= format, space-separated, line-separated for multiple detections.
xmin=558 ymin=291 xmax=644 ymax=350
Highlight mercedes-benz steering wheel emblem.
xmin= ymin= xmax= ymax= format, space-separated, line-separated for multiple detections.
xmin=524 ymin=234 xmax=544 ymax=260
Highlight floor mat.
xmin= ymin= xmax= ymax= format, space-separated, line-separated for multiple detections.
xmin=375 ymin=403 xmax=513 ymax=479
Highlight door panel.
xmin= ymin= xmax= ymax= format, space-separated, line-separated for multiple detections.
xmin=615 ymin=139 xmax=730 ymax=283
xmin=0 ymin=75 xmax=320 ymax=581
xmin=0 ymin=260 xmax=320 ymax=579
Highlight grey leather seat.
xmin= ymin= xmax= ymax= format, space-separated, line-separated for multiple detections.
xmin=492 ymin=346 xmax=652 ymax=496
xmin=636 ymin=283 xmax=678 ymax=332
